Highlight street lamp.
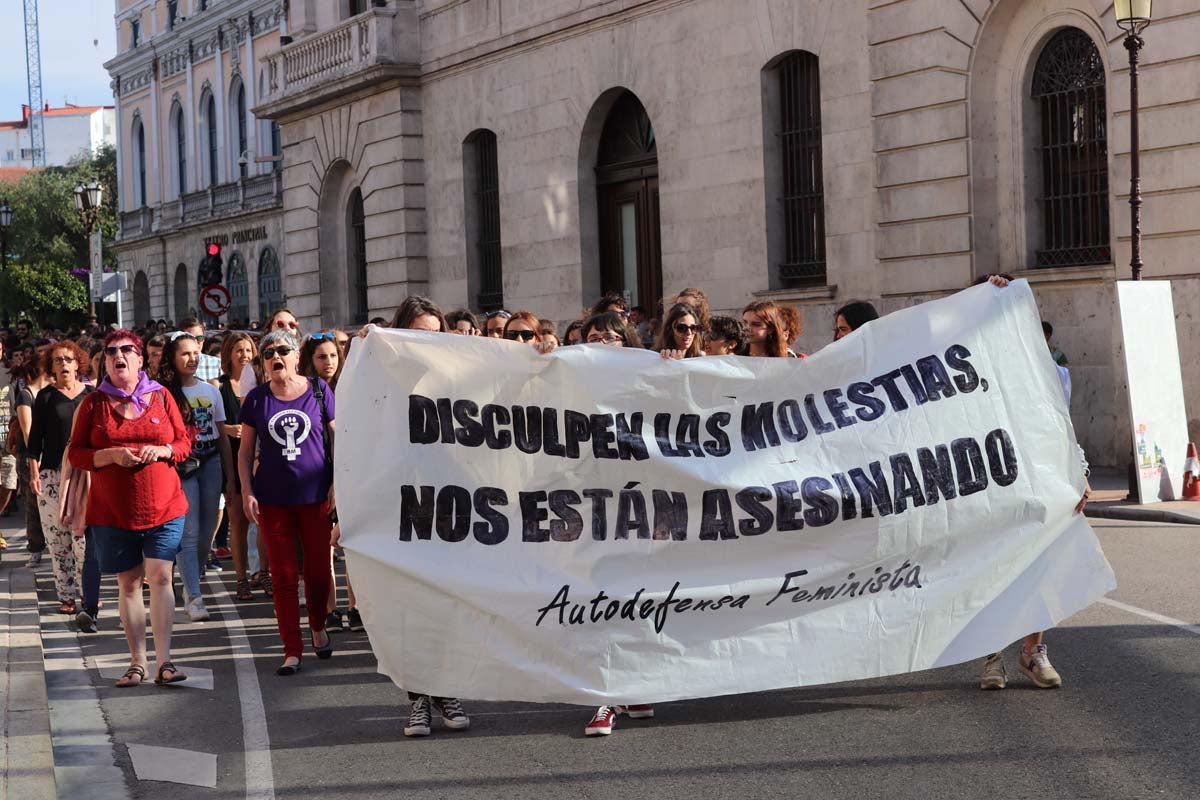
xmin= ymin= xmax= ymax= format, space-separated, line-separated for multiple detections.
xmin=74 ymin=180 xmax=105 ymax=317
xmin=1115 ymin=0 xmax=1153 ymax=281
xmin=0 ymin=198 xmax=11 ymax=270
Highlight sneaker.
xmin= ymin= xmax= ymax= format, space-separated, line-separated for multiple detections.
xmin=1019 ymin=643 xmax=1062 ymax=688
xmin=404 ymin=696 xmax=433 ymax=737
xmin=212 ymin=546 xmax=232 ymax=559
xmin=27 ymin=551 xmax=43 ymax=567
xmin=585 ymin=705 xmax=617 ymax=736
xmin=75 ymin=610 xmax=98 ymax=634
xmin=186 ymin=597 xmax=211 ymax=622
xmin=980 ymin=652 xmax=1007 ymax=690
xmin=435 ymin=697 xmax=470 ymax=730
xmin=620 ymin=704 xmax=654 ymax=719
xmin=205 ymin=558 xmax=223 ymax=573
xmin=346 ymin=608 xmax=364 ymax=632
xmin=325 ymin=609 xmax=345 ymax=632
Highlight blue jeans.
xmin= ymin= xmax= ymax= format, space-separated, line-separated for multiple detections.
xmin=82 ymin=527 xmax=100 ymax=617
xmin=179 ymin=455 xmax=222 ymax=601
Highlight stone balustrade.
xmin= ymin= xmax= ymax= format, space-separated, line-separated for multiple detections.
xmin=117 ymin=173 xmax=281 ymax=242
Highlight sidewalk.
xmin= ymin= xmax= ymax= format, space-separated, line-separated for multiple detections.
xmin=1084 ymin=467 xmax=1200 ymax=525
xmin=0 ymin=512 xmax=57 ymax=800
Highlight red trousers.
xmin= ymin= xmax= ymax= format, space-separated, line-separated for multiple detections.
xmin=258 ymin=502 xmax=333 ymax=659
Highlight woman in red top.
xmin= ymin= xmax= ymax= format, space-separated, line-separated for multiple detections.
xmin=68 ymin=330 xmax=192 ymax=688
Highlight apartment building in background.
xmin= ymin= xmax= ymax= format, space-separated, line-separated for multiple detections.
xmin=0 ymin=103 xmax=116 ymax=168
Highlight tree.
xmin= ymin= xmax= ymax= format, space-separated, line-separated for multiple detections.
xmin=0 ymin=145 xmax=118 ymax=325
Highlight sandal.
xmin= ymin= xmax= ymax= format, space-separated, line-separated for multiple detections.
xmin=249 ymin=571 xmax=263 ymax=588
xmin=154 ymin=661 xmax=188 ymax=685
xmin=58 ymin=599 xmax=77 ymax=615
xmin=235 ymin=579 xmax=254 ymax=602
xmin=260 ymin=573 xmax=273 ymax=598
xmin=115 ymin=664 xmax=147 ymax=688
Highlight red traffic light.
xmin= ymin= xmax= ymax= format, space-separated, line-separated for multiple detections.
xmin=207 ymin=242 xmax=221 ymax=257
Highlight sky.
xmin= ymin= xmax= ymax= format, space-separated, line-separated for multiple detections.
xmin=0 ymin=0 xmax=118 ymax=120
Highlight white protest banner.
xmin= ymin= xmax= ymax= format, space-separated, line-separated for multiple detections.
xmin=337 ymin=280 xmax=1115 ymax=705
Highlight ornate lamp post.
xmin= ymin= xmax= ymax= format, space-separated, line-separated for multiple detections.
xmin=73 ymin=180 xmax=104 ymax=318
xmin=1115 ymin=0 xmax=1153 ymax=281
xmin=0 ymin=198 xmax=12 ymax=270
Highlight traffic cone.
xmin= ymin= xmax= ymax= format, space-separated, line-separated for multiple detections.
xmin=1183 ymin=443 xmax=1200 ymax=501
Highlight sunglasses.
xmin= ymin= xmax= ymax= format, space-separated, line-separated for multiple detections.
xmin=308 ymin=332 xmax=336 ymax=342
xmin=505 ymin=330 xmax=538 ymax=342
xmin=673 ymin=323 xmax=701 ymax=335
xmin=262 ymin=346 xmax=294 ymax=359
xmin=167 ymin=331 xmax=204 ymax=343
xmin=104 ymin=344 xmax=139 ymax=357
xmin=273 ymin=320 xmax=300 ymax=330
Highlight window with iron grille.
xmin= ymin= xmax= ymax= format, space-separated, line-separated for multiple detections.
xmin=205 ymin=94 xmax=218 ymax=187
xmin=235 ymin=84 xmax=248 ymax=178
xmin=771 ymin=51 xmax=826 ymax=286
xmin=134 ymin=119 xmax=147 ymax=207
xmin=130 ymin=19 xmax=140 ymax=48
xmin=350 ymin=188 xmax=368 ymax=323
xmin=174 ymin=106 xmax=187 ymax=196
xmin=167 ymin=1 xmax=178 ymax=29
xmin=464 ymin=130 xmax=503 ymax=311
xmin=1032 ymin=28 xmax=1110 ymax=268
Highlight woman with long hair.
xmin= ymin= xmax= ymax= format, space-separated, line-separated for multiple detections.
xmin=389 ymin=296 xmax=446 ymax=331
xmin=741 ymin=301 xmax=791 ymax=358
xmin=218 ymin=332 xmax=268 ymax=601
xmin=15 ymin=343 xmax=51 ymax=565
xmin=653 ymin=303 xmax=704 ymax=360
xmin=159 ymin=331 xmax=235 ymax=621
xmin=832 ymin=301 xmax=880 ymax=341
xmin=672 ymin=287 xmax=712 ymax=333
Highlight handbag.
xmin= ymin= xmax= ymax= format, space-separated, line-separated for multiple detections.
xmin=176 ymin=454 xmax=203 ymax=479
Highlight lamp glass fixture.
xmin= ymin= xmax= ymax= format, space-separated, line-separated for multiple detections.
xmin=86 ymin=181 xmax=103 ymax=209
xmin=1114 ymin=0 xmax=1153 ymax=33
xmin=0 ymin=200 xmax=12 ymax=229
xmin=72 ymin=183 xmax=85 ymax=212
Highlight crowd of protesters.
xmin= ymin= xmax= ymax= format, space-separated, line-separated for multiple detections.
xmin=0 ymin=277 xmax=1086 ymax=733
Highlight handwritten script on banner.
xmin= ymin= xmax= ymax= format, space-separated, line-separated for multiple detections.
xmin=337 ymin=281 xmax=1115 ymax=705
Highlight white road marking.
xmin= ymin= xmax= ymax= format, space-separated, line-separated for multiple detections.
xmin=93 ymin=657 xmax=215 ymax=691
xmin=1099 ymin=596 xmax=1200 ymax=636
xmin=205 ymin=574 xmax=275 ymax=800
xmin=127 ymin=743 xmax=217 ymax=788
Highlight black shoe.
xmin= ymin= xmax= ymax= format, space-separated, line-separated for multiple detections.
xmin=276 ymin=659 xmax=302 ymax=676
xmin=325 ymin=609 xmax=345 ymax=632
xmin=312 ymin=629 xmax=333 ymax=660
xmin=434 ymin=697 xmax=470 ymax=731
xmin=346 ymin=608 xmax=364 ymax=632
xmin=75 ymin=610 xmax=98 ymax=634
xmin=404 ymin=696 xmax=432 ymax=737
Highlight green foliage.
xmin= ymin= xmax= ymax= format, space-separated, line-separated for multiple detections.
xmin=0 ymin=262 xmax=89 ymax=326
xmin=0 ymin=145 xmax=117 ymax=324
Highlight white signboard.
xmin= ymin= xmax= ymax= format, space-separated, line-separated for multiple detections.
xmin=337 ymin=281 xmax=1115 ymax=705
xmin=89 ymin=229 xmax=103 ymax=302
xmin=1117 ymin=280 xmax=1191 ymax=503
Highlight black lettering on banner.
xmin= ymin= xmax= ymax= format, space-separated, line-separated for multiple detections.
xmin=890 ymin=453 xmax=926 ymax=514
xmin=452 ymin=399 xmax=484 ymax=447
xmin=435 ymin=485 xmax=472 ymax=543
xmin=801 ymin=477 xmax=839 ymax=527
xmin=777 ymin=399 xmax=807 ymax=443
xmin=849 ymin=462 xmax=894 ymax=518
xmin=985 ymin=428 xmax=1019 ymax=486
xmin=542 ymin=409 xmax=566 ymax=457
xmin=735 ymin=486 xmax=774 ymax=535
xmin=847 ymin=382 xmax=886 ymax=422
xmin=549 ymin=489 xmax=584 ymax=541
xmin=831 ymin=472 xmax=858 ymax=520
xmin=651 ymin=490 xmax=688 ymax=540
xmin=804 ymin=393 xmax=836 ymax=434
xmin=590 ymin=414 xmax=618 ymax=459
xmin=582 ymin=488 xmax=614 ymax=540
xmin=952 ymin=437 xmax=989 ymax=495
xmin=513 ymin=407 xmax=542 ymax=454
xmin=654 ymin=413 xmax=682 ymax=458
xmin=772 ymin=480 xmax=805 ymax=532
xmin=898 ymin=365 xmax=929 ymax=405
xmin=563 ymin=410 xmax=591 ymax=459
xmin=616 ymin=485 xmax=650 ymax=539
xmin=675 ymin=414 xmax=704 ymax=458
xmin=699 ymin=489 xmax=736 ymax=540
xmin=399 ymin=485 xmax=436 ymax=540
xmin=436 ymin=398 xmax=455 ymax=443
xmin=945 ymin=344 xmax=980 ymax=392
xmin=408 ymin=395 xmax=439 ymax=444
xmin=615 ymin=413 xmax=649 ymax=461
xmin=520 ymin=490 xmax=550 ymax=542
xmin=704 ymin=412 xmax=732 ymax=457
xmin=916 ymin=355 xmax=957 ymax=402
xmin=473 ymin=487 xmax=509 ymax=545
xmin=741 ymin=402 xmax=780 ymax=452
xmin=481 ymin=404 xmax=513 ymax=448
xmin=917 ymin=445 xmax=957 ymax=504
xmin=871 ymin=370 xmax=909 ymax=412
xmin=823 ymin=388 xmax=857 ymax=429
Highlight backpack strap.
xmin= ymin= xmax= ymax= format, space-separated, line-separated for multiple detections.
xmin=310 ymin=378 xmax=333 ymax=471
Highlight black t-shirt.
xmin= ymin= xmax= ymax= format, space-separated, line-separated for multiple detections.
xmin=27 ymin=385 xmax=93 ymax=471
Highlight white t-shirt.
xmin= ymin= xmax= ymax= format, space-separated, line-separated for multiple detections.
xmin=183 ymin=381 xmax=226 ymax=458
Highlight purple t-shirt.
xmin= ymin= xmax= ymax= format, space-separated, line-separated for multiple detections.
xmin=239 ymin=378 xmax=334 ymax=506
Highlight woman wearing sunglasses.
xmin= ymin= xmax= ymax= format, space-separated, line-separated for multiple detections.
xmin=653 ymin=303 xmax=704 ymax=360
xmin=239 ymin=308 xmax=301 ymax=392
xmin=159 ymin=332 xmax=236 ymax=622
xmin=26 ymin=340 xmax=94 ymax=615
xmin=503 ymin=311 xmax=558 ymax=354
xmin=68 ymin=330 xmax=192 ymax=687
xmin=238 ymin=330 xmax=335 ymax=676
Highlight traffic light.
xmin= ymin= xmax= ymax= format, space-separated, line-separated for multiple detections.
xmin=200 ymin=242 xmax=224 ymax=286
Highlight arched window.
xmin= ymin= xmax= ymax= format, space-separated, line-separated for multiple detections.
xmin=228 ymin=253 xmax=249 ymax=326
xmin=463 ymin=129 xmax=503 ymax=311
xmin=133 ymin=270 xmax=151 ymax=327
xmin=201 ymin=92 xmax=218 ymax=188
xmin=232 ymin=80 xmax=248 ymax=178
xmin=762 ymin=51 xmax=825 ymax=287
xmin=257 ymin=247 xmax=282 ymax=323
xmin=1031 ymin=28 xmax=1110 ymax=268
xmin=271 ymin=121 xmax=282 ymax=173
xmin=173 ymin=263 xmax=189 ymax=323
xmin=171 ymin=103 xmax=187 ymax=196
xmin=133 ymin=117 xmax=147 ymax=207
xmin=349 ymin=188 xmax=368 ymax=323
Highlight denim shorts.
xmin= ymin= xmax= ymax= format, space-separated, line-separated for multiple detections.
xmin=92 ymin=515 xmax=186 ymax=574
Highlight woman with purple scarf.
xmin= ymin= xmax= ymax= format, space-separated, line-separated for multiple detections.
xmin=68 ymin=330 xmax=192 ymax=687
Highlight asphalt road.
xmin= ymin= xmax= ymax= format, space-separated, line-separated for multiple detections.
xmin=24 ymin=517 xmax=1200 ymax=800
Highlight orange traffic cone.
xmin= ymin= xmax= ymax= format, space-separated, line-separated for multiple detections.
xmin=1184 ymin=442 xmax=1200 ymax=501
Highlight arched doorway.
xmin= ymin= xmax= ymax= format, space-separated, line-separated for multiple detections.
xmin=593 ymin=91 xmax=662 ymax=310
xmin=173 ymin=263 xmax=189 ymax=323
xmin=133 ymin=270 xmax=151 ymax=326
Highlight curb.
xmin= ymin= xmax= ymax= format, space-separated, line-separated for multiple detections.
xmin=1084 ymin=505 xmax=1200 ymax=526
xmin=1 ymin=548 xmax=58 ymax=800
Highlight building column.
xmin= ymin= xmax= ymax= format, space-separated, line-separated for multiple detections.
xmin=114 ymin=87 xmax=127 ymax=212
xmin=245 ymin=18 xmax=259 ymax=176
xmin=185 ymin=45 xmax=198 ymax=193
xmin=149 ymin=63 xmax=162 ymax=206
xmin=214 ymin=32 xmax=228 ymax=184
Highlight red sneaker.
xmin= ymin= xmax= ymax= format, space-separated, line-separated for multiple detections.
xmin=585 ymin=706 xmax=617 ymax=736
xmin=621 ymin=704 xmax=654 ymax=719
xmin=212 ymin=547 xmax=232 ymax=559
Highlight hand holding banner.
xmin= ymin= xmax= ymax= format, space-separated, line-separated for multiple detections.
xmin=337 ymin=281 xmax=1114 ymax=705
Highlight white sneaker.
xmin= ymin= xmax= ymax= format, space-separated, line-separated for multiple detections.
xmin=980 ymin=652 xmax=1006 ymax=690
xmin=1019 ymin=643 xmax=1062 ymax=688
xmin=186 ymin=597 xmax=210 ymax=622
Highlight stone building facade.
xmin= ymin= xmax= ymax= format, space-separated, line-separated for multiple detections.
xmin=113 ymin=0 xmax=1200 ymax=467
xmin=106 ymin=0 xmax=289 ymax=328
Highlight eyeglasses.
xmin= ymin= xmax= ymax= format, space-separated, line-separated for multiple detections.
xmin=52 ymin=355 xmax=77 ymax=364
xmin=505 ymin=329 xmax=538 ymax=342
xmin=673 ymin=323 xmax=701 ymax=335
xmin=308 ymin=332 xmax=336 ymax=342
xmin=273 ymin=320 xmax=300 ymax=330
xmin=485 ymin=310 xmax=512 ymax=320
xmin=262 ymin=346 xmax=294 ymax=359
xmin=104 ymin=344 xmax=138 ymax=357
xmin=586 ymin=334 xmax=624 ymax=345
xmin=167 ymin=331 xmax=204 ymax=343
